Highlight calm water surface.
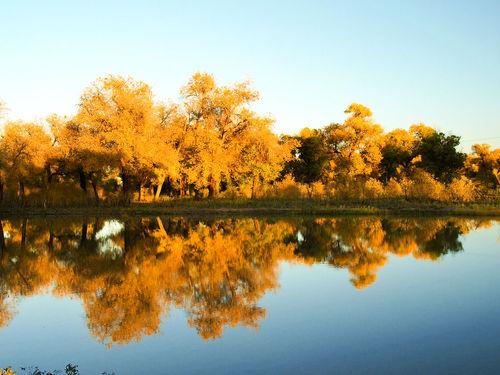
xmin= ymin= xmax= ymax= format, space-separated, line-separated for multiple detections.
xmin=0 ymin=216 xmax=499 ymax=374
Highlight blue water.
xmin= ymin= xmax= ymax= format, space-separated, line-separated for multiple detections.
xmin=0 ymin=217 xmax=498 ymax=374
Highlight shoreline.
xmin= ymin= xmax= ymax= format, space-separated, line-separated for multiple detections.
xmin=0 ymin=199 xmax=499 ymax=218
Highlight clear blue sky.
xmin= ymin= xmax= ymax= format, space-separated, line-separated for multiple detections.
xmin=1 ymin=0 xmax=499 ymax=149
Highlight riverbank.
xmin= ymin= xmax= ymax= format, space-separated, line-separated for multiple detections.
xmin=0 ymin=198 xmax=499 ymax=218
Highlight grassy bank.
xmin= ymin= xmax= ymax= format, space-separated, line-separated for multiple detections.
xmin=0 ymin=198 xmax=499 ymax=218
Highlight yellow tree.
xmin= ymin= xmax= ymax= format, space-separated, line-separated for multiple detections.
xmin=235 ymin=119 xmax=293 ymax=198
xmin=409 ymin=123 xmax=436 ymax=140
xmin=380 ymin=128 xmax=418 ymax=182
xmin=465 ymin=144 xmax=500 ymax=190
xmin=179 ymin=72 xmax=260 ymax=197
xmin=0 ymin=122 xmax=52 ymax=205
xmin=153 ymin=103 xmax=182 ymax=199
xmin=47 ymin=114 xmax=116 ymax=203
xmin=322 ymin=103 xmax=384 ymax=190
xmin=76 ymin=76 xmax=177 ymax=202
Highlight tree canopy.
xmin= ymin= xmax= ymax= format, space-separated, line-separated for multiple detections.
xmin=0 ymin=73 xmax=498 ymax=205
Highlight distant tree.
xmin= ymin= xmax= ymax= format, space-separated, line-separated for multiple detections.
xmin=414 ymin=132 xmax=466 ymax=183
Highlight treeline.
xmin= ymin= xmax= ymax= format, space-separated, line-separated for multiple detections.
xmin=0 ymin=73 xmax=498 ymax=206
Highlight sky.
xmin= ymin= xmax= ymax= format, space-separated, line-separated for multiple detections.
xmin=1 ymin=0 xmax=499 ymax=149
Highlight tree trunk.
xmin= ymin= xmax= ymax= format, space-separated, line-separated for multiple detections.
xmin=91 ymin=179 xmax=99 ymax=205
xmin=121 ymin=171 xmax=132 ymax=205
xmin=44 ymin=165 xmax=53 ymax=208
xmin=18 ymin=181 xmax=26 ymax=206
xmin=156 ymin=217 xmax=167 ymax=236
xmin=155 ymin=177 xmax=165 ymax=201
xmin=79 ymin=168 xmax=87 ymax=193
xmin=21 ymin=218 xmax=27 ymax=248
xmin=138 ymin=183 xmax=143 ymax=202
xmin=208 ymin=177 xmax=219 ymax=198
xmin=80 ymin=221 xmax=88 ymax=248
xmin=46 ymin=165 xmax=53 ymax=185
xmin=180 ymin=177 xmax=186 ymax=197
xmin=251 ymin=175 xmax=259 ymax=199
xmin=92 ymin=217 xmax=100 ymax=241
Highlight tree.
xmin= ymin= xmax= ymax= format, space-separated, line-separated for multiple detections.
xmin=0 ymin=122 xmax=52 ymax=205
xmin=414 ymin=132 xmax=466 ymax=183
xmin=178 ymin=72 xmax=262 ymax=197
xmin=48 ymin=114 xmax=116 ymax=203
xmin=322 ymin=103 xmax=384 ymax=190
xmin=284 ymin=128 xmax=329 ymax=188
xmin=75 ymin=75 xmax=175 ymax=202
xmin=153 ymin=103 xmax=182 ymax=199
xmin=380 ymin=128 xmax=424 ymax=182
xmin=235 ymin=119 xmax=293 ymax=198
xmin=380 ymin=129 xmax=414 ymax=182
xmin=465 ymin=144 xmax=500 ymax=189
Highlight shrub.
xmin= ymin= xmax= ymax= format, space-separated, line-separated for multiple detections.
xmin=447 ymin=176 xmax=477 ymax=202
xmin=309 ymin=181 xmax=326 ymax=198
xmin=384 ymin=178 xmax=404 ymax=198
xmin=267 ymin=175 xmax=306 ymax=199
xmin=408 ymin=170 xmax=446 ymax=200
xmin=364 ymin=178 xmax=384 ymax=198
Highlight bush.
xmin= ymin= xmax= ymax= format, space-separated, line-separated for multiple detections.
xmin=364 ymin=178 xmax=384 ymax=198
xmin=447 ymin=176 xmax=477 ymax=202
xmin=384 ymin=178 xmax=404 ymax=198
xmin=408 ymin=170 xmax=446 ymax=200
xmin=309 ymin=181 xmax=326 ymax=198
xmin=268 ymin=175 xmax=307 ymax=198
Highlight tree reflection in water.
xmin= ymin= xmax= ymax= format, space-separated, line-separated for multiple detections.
xmin=0 ymin=216 xmax=495 ymax=346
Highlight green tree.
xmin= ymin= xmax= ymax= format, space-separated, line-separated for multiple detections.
xmin=414 ymin=132 xmax=466 ymax=183
xmin=284 ymin=128 xmax=329 ymax=187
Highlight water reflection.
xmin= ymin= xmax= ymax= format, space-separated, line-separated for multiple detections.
xmin=0 ymin=216 xmax=496 ymax=347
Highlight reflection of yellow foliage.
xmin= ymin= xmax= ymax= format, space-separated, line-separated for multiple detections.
xmin=0 ymin=216 xmax=494 ymax=345
xmin=0 ymin=368 xmax=16 ymax=375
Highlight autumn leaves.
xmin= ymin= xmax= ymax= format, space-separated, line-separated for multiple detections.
xmin=284 ymin=105 xmax=498 ymax=200
xmin=0 ymin=73 xmax=291 ymax=205
xmin=0 ymin=74 xmax=498 ymax=206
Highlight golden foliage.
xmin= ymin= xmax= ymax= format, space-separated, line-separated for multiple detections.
xmin=0 ymin=216 xmax=489 ymax=345
xmin=448 ymin=176 xmax=477 ymax=202
xmin=0 ymin=75 xmax=497 ymax=205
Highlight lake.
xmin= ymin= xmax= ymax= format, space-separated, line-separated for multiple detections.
xmin=0 ymin=216 xmax=499 ymax=374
